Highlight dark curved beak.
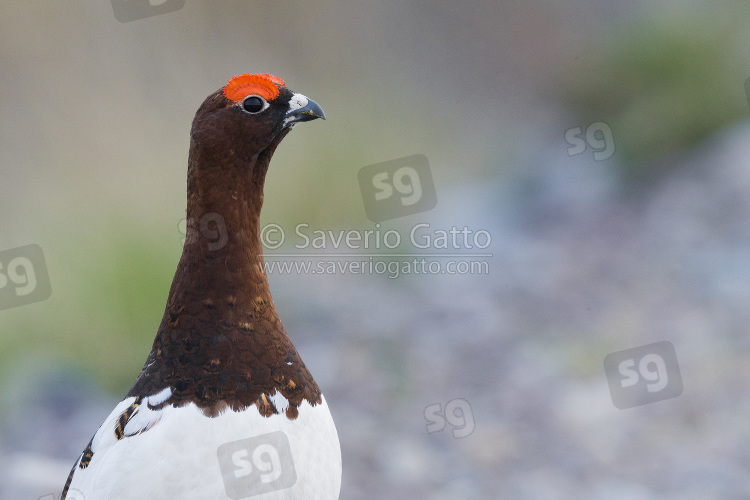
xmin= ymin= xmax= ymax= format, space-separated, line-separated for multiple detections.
xmin=286 ymin=98 xmax=326 ymax=124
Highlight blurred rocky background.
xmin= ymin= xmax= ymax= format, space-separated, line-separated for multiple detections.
xmin=2 ymin=0 xmax=750 ymax=498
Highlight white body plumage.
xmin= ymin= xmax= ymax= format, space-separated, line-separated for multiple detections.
xmin=66 ymin=388 xmax=341 ymax=500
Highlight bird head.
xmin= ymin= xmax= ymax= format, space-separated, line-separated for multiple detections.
xmin=189 ymin=72 xmax=324 ymax=163
xmin=186 ymin=73 xmax=325 ymax=214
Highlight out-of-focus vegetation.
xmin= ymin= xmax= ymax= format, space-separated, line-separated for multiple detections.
xmin=560 ymin=6 xmax=750 ymax=181
xmin=0 ymin=220 xmax=177 ymax=394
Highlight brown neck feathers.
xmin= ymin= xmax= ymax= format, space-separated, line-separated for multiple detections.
xmin=127 ymin=123 xmax=321 ymax=419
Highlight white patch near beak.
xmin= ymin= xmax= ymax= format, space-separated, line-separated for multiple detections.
xmin=287 ymin=93 xmax=309 ymax=114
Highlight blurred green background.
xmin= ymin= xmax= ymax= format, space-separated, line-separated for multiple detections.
xmin=3 ymin=1 xmax=750 ymax=498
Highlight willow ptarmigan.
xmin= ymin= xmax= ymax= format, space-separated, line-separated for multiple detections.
xmin=61 ymin=74 xmax=341 ymax=499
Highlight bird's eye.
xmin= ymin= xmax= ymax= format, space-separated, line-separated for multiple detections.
xmin=242 ymin=95 xmax=266 ymax=114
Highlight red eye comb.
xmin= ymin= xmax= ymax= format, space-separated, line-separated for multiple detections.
xmin=223 ymin=73 xmax=286 ymax=102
